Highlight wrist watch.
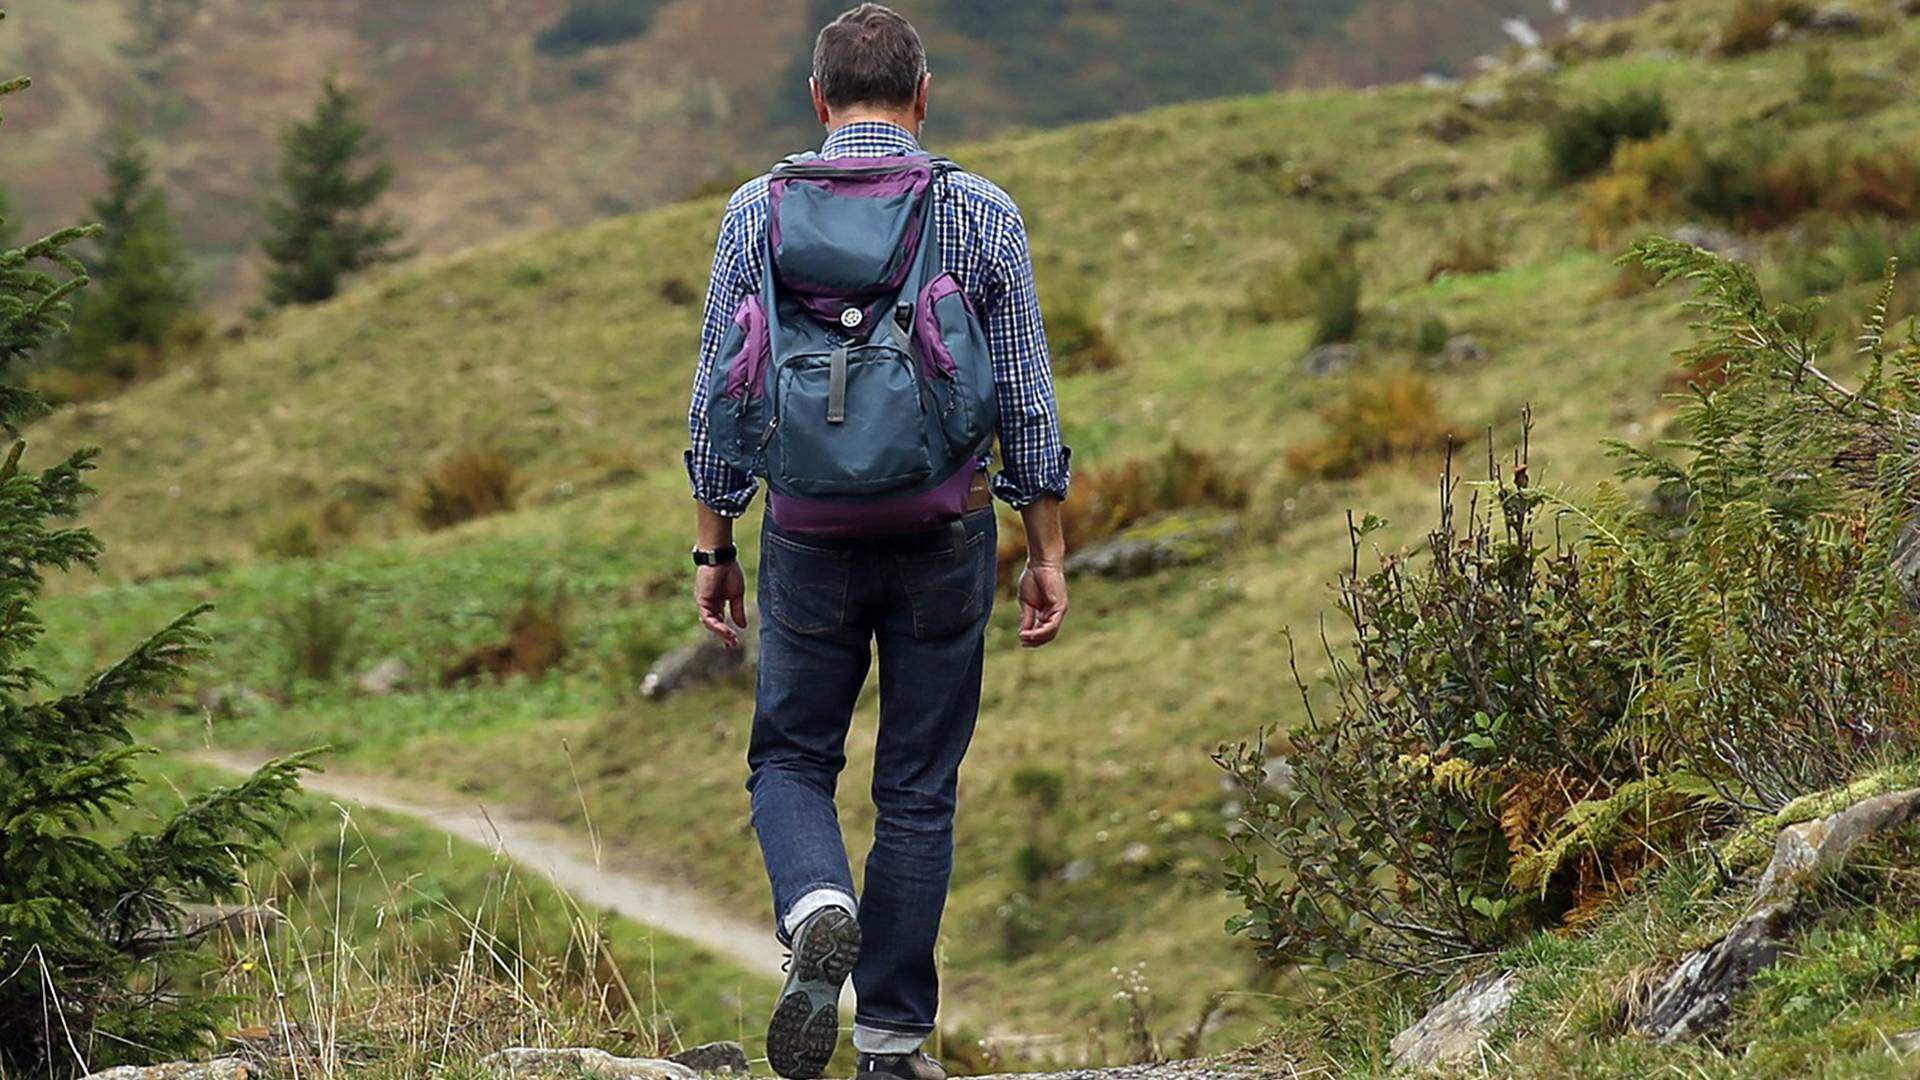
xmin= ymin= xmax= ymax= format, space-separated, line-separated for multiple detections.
xmin=691 ymin=544 xmax=739 ymax=567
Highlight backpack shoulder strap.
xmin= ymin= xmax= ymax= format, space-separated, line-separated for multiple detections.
xmin=771 ymin=150 xmax=821 ymax=175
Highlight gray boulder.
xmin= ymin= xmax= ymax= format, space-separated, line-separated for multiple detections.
xmin=1892 ymin=518 xmax=1920 ymax=610
xmin=641 ymin=616 xmax=758 ymax=701
xmin=1671 ymin=223 xmax=1758 ymax=265
xmin=354 ymin=657 xmax=413 ymax=696
xmin=1805 ymin=6 xmax=1870 ymax=32
xmin=1066 ymin=518 xmax=1239 ymax=581
xmin=1438 ymin=334 xmax=1489 ymax=367
xmin=1638 ymin=788 xmax=1920 ymax=1042
xmin=1390 ymin=970 xmax=1517 ymax=1070
xmin=480 ymin=1047 xmax=696 ymax=1080
xmin=1300 ymin=343 xmax=1361 ymax=377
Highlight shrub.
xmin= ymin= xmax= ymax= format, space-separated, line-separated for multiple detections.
xmin=1577 ymin=133 xmax=1699 ymax=247
xmin=277 ymin=588 xmax=358 ymax=685
xmin=443 ymin=582 xmax=571 ymax=686
xmin=1717 ymin=0 xmax=1812 ymax=56
xmin=1046 ymin=298 xmax=1123 ymax=375
xmin=1783 ymin=220 xmax=1920 ymax=297
xmin=601 ymin=613 xmax=675 ymax=702
xmin=1245 ymin=244 xmax=1358 ymax=325
xmin=0 ymin=65 xmax=311 ymax=1076
xmin=1415 ymin=314 xmax=1452 ymax=356
xmin=416 ymin=445 xmax=523 ymax=530
xmin=1222 ymin=243 xmax=1920 ymax=972
xmin=1424 ymin=218 xmax=1505 ymax=282
xmin=1286 ymin=370 xmax=1469 ymax=480
xmin=535 ymin=0 xmax=669 ymax=56
xmin=1310 ymin=259 xmax=1363 ymax=346
xmin=1546 ymin=89 xmax=1673 ymax=185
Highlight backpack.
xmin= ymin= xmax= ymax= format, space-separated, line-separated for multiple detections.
xmin=704 ymin=152 xmax=998 ymax=537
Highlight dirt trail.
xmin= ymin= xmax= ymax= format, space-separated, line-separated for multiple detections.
xmin=189 ymin=749 xmax=788 ymax=985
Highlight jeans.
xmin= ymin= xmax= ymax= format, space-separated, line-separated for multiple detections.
xmin=746 ymin=506 xmax=997 ymax=1050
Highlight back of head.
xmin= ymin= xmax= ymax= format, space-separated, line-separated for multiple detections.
xmin=812 ymin=4 xmax=927 ymax=113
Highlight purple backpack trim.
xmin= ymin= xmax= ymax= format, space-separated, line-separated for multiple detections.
xmin=915 ymin=273 xmax=969 ymax=379
xmin=768 ymin=459 xmax=980 ymax=538
xmin=722 ymin=295 xmax=770 ymax=401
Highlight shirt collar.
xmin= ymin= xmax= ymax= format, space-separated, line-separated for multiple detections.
xmin=820 ymin=121 xmax=922 ymax=160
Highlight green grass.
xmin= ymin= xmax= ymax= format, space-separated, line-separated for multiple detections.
xmin=133 ymin=757 xmax=779 ymax=1069
xmin=22 ymin=0 xmax=1920 ymax=1069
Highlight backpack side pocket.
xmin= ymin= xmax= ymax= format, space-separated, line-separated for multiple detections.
xmin=915 ymin=273 xmax=998 ymax=455
xmin=705 ymin=294 xmax=773 ymax=475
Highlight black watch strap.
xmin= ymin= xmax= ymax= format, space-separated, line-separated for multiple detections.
xmin=691 ymin=544 xmax=739 ymax=567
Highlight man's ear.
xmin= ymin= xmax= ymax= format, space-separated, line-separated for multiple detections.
xmin=811 ymin=77 xmax=831 ymax=127
xmin=914 ymin=71 xmax=931 ymax=126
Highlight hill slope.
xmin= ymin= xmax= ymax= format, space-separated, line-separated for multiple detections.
xmin=23 ymin=0 xmax=1920 ymax=1067
xmin=0 ymin=0 xmax=1649 ymax=300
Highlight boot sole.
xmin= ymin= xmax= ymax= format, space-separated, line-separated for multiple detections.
xmin=766 ymin=909 xmax=861 ymax=1079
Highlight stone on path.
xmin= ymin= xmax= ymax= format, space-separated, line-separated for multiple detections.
xmin=1300 ymin=343 xmax=1360 ymax=377
xmin=1389 ymin=970 xmax=1518 ymax=1070
xmin=480 ymin=1047 xmax=697 ymax=1080
xmin=81 ymin=1062 xmax=249 ymax=1080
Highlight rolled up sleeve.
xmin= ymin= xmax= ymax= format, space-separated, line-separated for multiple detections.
xmin=981 ymin=209 xmax=1072 ymax=508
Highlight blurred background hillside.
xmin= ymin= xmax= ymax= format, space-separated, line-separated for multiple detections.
xmin=0 ymin=0 xmax=1648 ymax=301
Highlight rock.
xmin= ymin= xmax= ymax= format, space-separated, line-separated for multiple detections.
xmin=1752 ymin=788 xmax=1920 ymax=907
xmin=1438 ymin=334 xmax=1489 ymax=367
xmin=1300 ymin=343 xmax=1361 ymax=377
xmin=1889 ymin=1030 xmax=1920 ymax=1055
xmin=1261 ymin=756 xmax=1295 ymax=795
xmin=641 ymin=618 xmax=757 ymax=701
xmin=1638 ymin=905 xmax=1791 ymax=1043
xmin=1060 ymin=857 xmax=1096 ymax=884
xmin=353 ymin=657 xmax=412 ymax=696
xmin=1389 ymin=970 xmax=1517 ymax=1070
xmin=1670 ymin=223 xmax=1758 ymax=265
xmin=479 ymin=1047 xmax=697 ymax=1080
xmin=1637 ymin=788 xmax=1920 ymax=1042
xmin=1065 ymin=518 xmax=1239 ymax=581
xmin=1458 ymin=87 xmax=1508 ymax=114
xmin=1902 ymin=0 xmax=1920 ymax=16
xmin=1892 ymin=518 xmax=1920 ymax=611
xmin=81 ymin=1062 xmax=250 ymax=1080
xmin=1805 ymin=6 xmax=1870 ymax=32
xmin=666 ymin=1041 xmax=749 ymax=1074
xmin=1420 ymin=112 xmax=1478 ymax=144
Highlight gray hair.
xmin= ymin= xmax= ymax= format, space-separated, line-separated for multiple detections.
xmin=812 ymin=4 xmax=927 ymax=111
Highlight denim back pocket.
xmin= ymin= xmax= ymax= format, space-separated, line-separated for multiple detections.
xmin=762 ymin=531 xmax=853 ymax=636
xmin=895 ymin=516 xmax=994 ymax=639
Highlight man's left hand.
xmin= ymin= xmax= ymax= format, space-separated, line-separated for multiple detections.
xmin=695 ymin=562 xmax=749 ymax=648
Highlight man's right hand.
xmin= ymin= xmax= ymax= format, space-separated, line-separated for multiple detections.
xmin=695 ymin=562 xmax=748 ymax=649
xmin=1017 ymin=561 xmax=1068 ymax=648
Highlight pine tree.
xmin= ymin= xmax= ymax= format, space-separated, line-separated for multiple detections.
xmin=1 ymin=23 xmax=313 ymax=1076
xmin=65 ymin=126 xmax=196 ymax=378
xmin=261 ymin=78 xmax=402 ymax=306
xmin=0 ymin=179 xmax=16 ymax=249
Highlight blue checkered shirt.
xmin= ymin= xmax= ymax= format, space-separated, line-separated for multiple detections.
xmin=685 ymin=121 xmax=1072 ymax=517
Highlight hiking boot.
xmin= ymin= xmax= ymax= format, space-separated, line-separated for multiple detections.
xmin=766 ymin=906 xmax=861 ymax=1079
xmin=857 ymin=1050 xmax=948 ymax=1080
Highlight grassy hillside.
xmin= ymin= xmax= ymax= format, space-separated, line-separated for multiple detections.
xmin=22 ymin=0 xmax=1920 ymax=1069
xmin=0 ymin=0 xmax=1648 ymax=302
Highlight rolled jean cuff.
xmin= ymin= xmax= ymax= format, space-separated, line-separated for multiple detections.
xmin=852 ymin=1021 xmax=929 ymax=1055
xmin=781 ymin=886 xmax=857 ymax=942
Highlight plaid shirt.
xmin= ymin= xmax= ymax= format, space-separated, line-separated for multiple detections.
xmin=684 ymin=121 xmax=1071 ymax=517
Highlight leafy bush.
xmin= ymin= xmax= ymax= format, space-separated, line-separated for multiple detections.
xmin=1309 ymin=259 xmax=1363 ymax=346
xmin=534 ymin=0 xmax=669 ymax=57
xmin=1222 ymin=243 xmax=1920 ymax=972
xmin=1578 ymin=133 xmax=1699 ymax=247
xmin=1783 ymin=220 xmax=1920 ymax=297
xmin=1286 ymin=370 xmax=1468 ymax=480
xmin=1245 ymin=244 xmax=1360 ymax=327
xmin=1546 ymin=89 xmax=1673 ymax=185
xmin=416 ymin=445 xmax=523 ymax=530
xmin=0 ymin=61 xmax=310 ymax=1076
xmin=1716 ymin=0 xmax=1812 ymax=57
xmin=1424 ymin=218 xmax=1505 ymax=282
xmin=276 ymin=588 xmax=358 ymax=685
xmin=1046 ymin=297 xmax=1123 ymax=376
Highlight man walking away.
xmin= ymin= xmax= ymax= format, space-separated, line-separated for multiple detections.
xmin=683 ymin=6 xmax=1071 ymax=1078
